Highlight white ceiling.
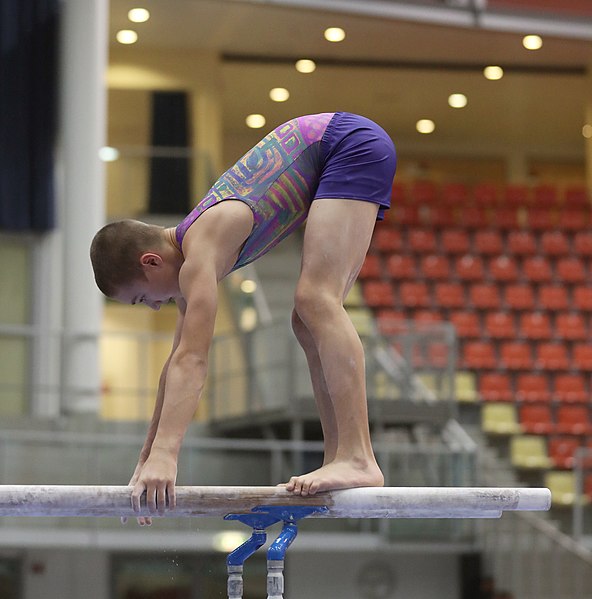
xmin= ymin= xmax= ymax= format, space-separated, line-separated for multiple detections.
xmin=108 ymin=0 xmax=592 ymax=163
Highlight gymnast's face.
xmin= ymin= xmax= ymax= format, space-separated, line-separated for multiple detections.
xmin=113 ymin=252 xmax=181 ymax=310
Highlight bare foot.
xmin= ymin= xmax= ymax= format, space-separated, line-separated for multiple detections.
xmin=284 ymin=459 xmax=384 ymax=496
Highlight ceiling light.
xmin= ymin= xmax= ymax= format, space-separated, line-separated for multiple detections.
xmin=484 ymin=65 xmax=504 ymax=80
xmin=324 ymin=27 xmax=345 ymax=42
xmin=128 ymin=8 xmax=150 ymax=23
xmin=269 ymin=88 xmax=290 ymax=102
xmin=448 ymin=93 xmax=468 ymax=108
xmin=416 ymin=119 xmax=435 ymax=134
xmin=246 ymin=114 xmax=266 ymax=129
xmin=240 ymin=280 xmax=257 ymax=294
xmin=523 ymin=35 xmax=543 ymax=50
xmin=295 ymin=59 xmax=316 ymax=74
xmin=583 ymin=124 xmax=592 ymax=139
xmin=116 ymin=30 xmax=138 ymax=44
xmin=98 ymin=147 xmax=120 ymax=162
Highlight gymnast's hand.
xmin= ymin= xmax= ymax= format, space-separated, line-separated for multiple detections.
xmin=131 ymin=448 xmax=178 ymax=518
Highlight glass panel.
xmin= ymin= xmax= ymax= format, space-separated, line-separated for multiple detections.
xmin=0 ymin=336 xmax=28 ymax=416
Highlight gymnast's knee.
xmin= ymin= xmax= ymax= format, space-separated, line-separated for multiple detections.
xmin=293 ymin=282 xmax=341 ymax=333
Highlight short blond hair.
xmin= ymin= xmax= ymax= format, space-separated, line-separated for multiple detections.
xmin=90 ymin=220 xmax=163 ymax=297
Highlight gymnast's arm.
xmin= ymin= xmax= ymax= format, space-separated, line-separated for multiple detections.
xmin=128 ymin=301 xmax=186 ymax=485
xmin=131 ymin=202 xmax=253 ymax=515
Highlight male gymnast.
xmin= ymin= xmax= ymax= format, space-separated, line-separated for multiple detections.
xmin=90 ymin=112 xmax=397 ymax=522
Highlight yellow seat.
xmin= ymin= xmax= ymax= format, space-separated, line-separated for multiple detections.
xmin=510 ymin=435 xmax=553 ymax=469
xmin=344 ymin=282 xmax=364 ymax=307
xmin=455 ymin=371 xmax=477 ymax=403
xmin=347 ymin=307 xmax=375 ymax=336
xmin=544 ymin=471 xmax=590 ymax=507
xmin=481 ymin=402 xmax=523 ymax=435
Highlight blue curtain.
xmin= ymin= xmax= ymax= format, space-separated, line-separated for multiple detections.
xmin=0 ymin=0 xmax=59 ymax=232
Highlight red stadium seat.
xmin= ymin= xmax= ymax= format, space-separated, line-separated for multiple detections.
xmin=479 ymin=372 xmax=513 ymax=402
xmin=573 ymin=287 xmax=592 ymax=312
xmin=520 ymin=404 xmax=554 ymax=435
xmin=462 ymin=341 xmax=496 ymax=369
xmin=427 ymin=207 xmax=456 ymax=228
xmin=377 ymin=310 xmax=406 ymax=335
xmin=500 ymin=342 xmax=533 ymax=370
xmin=471 ymin=283 xmax=502 ymax=310
xmin=420 ymin=255 xmax=451 ymax=280
xmin=413 ymin=310 xmax=444 ymax=325
xmin=434 ymin=283 xmax=465 ymax=310
xmin=540 ymin=231 xmax=570 ymax=257
xmin=504 ymin=285 xmax=535 ymax=311
xmin=555 ymin=313 xmax=587 ymax=341
xmin=574 ymin=232 xmax=592 ymax=257
xmin=489 ymin=255 xmax=519 ymax=283
xmin=564 ymin=185 xmax=589 ymax=209
xmin=411 ymin=181 xmax=438 ymax=204
xmin=455 ymin=255 xmax=485 ymax=282
xmin=400 ymin=282 xmax=430 ymax=309
xmin=484 ymin=312 xmax=516 ymax=339
xmin=548 ymin=437 xmax=581 ymax=469
xmin=535 ymin=343 xmax=570 ymax=371
xmin=553 ymin=374 xmax=588 ymax=403
xmin=386 ymin=255 xmax=416 ymax=279
xmin=516 ymin=373 xmax=551 ymax=403
xmin=527 ymin=209 xmax=557 ymax=231
xmin=474 ymin=230 xmax=504 ymax=255
xmin=462 ymin=207 xmax=489 ymax=229
xmin=556 ymin=257 xmax=586 ymax=285
xmin=450 ymin=311 xmax=481 ymax=338
xmin=508 ymin=231 xmax=537 ymax=256
xmin=533 ymin=184 xmax=559 ymax=208
xmin=363 ymin=281 xmax=394 ymax=308
xmin=441 ymin=230 xmax=470 ymax=254
xmin=359 ymin=254 xmax=382 ymax=279
xmin=372 ymin=229 xmax=403 ymax=253
xmin=522 ymin=256 xmax=553 ymax=284
xmin=572 ymin=344 xmax=592 ymax=371
xmin=392 ymin=182 xmax=407 ymax=205
xmin=504 ymin=184 xmax=530 ymax=207
xmin=390 ymin=205 xmax=421 ymax=227
xmin=442 ymin=183 xmax=469 ymax=205
xmin=473 ymin=183 xmax=499 ymax=207
xmin=559 ymin=211 xmax=589 ymax=231
xmin=492 ymin=208 xmax=520 ymax=230
xmin=519 ymin=312 xmax=552 ymax=340
xmin=556 ymin=406 xmax=592 ymax=436
xmin=538 ymin=286 xmax=569 ymax=311
xmin=408 ymin=229 xmax=437 ymax=253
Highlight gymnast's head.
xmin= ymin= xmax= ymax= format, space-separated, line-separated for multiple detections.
xmin=90 ymin=219 xmax=182 ymax=310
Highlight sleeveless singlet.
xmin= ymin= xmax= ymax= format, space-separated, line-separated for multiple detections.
xmin=175 ymin=112 xmax=335 ymax=272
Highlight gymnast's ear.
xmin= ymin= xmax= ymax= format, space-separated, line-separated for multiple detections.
xmin=140 ymin=252 xmax=163 ymax=268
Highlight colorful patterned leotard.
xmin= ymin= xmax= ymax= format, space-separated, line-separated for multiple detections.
xmin=176 ymin=112 xmax=335 ymax=272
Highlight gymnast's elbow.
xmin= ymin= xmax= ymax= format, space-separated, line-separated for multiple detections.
xmin=169 ymin=348 xmax=209 ymax=378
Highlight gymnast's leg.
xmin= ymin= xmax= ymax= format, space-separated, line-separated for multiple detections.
xmin=286 ymin=198 xmax=384 ymax=496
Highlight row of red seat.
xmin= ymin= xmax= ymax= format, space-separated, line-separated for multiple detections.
xmin=379 ymin=309 xmax=590 ymax=342
xmin=480 ymin=372 xmax=590 ymax=404
xmin=365 ymin=254 xmax=592 ymax=285
xmin=364 ymin=280 xmax=592 ymax=311
xmin=371 ymin=228 xmax=592 ymax=255
xmin=537 ymin=436 xmax=592 ymax=469
xmin=461 ymin=340 xmax=592 ymax=371
xmin=520 ymin=405 xmax=592 ymax=437
xmin=392 ymin=182 xmax=589 ymax=209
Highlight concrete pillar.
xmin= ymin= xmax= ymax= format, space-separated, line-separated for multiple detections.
xmin=58 ymin=0 xmax=108 ymax=413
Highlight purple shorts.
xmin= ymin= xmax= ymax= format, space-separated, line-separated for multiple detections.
xmin=315 ymin=112 xmax=397 ymax=220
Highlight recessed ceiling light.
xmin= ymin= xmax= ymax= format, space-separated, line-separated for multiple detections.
xmin=484 ymin=65 xmax=504 ymax=80
xmin=583 ymin=124 xmax=592 ymax=139
xmin=416 ymin=119 xmax=436 ymax=134
xmin=448 ymin=93 xmax=468 ymax=108
xmin=116 ymin=30 xmax=138 ymax=44
xmin=523 ymin=35 xmax=543 ymax=50
xmin=246 ymin=114 xmax=266 ymax=129
xmin=128 ymin=8 xmax=150 ymax=23
xmin=324 ymin=27 xmax=345 ymax=42
xmin=295 ymin=59 xmax=316 ymax=74
xmin=98 ymin=147 xmax=120 ymax=162
xmin=269 ymin=88 xmax=290 ymax=102
xmin=240 ymin=280 xmax=257 ymax=294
